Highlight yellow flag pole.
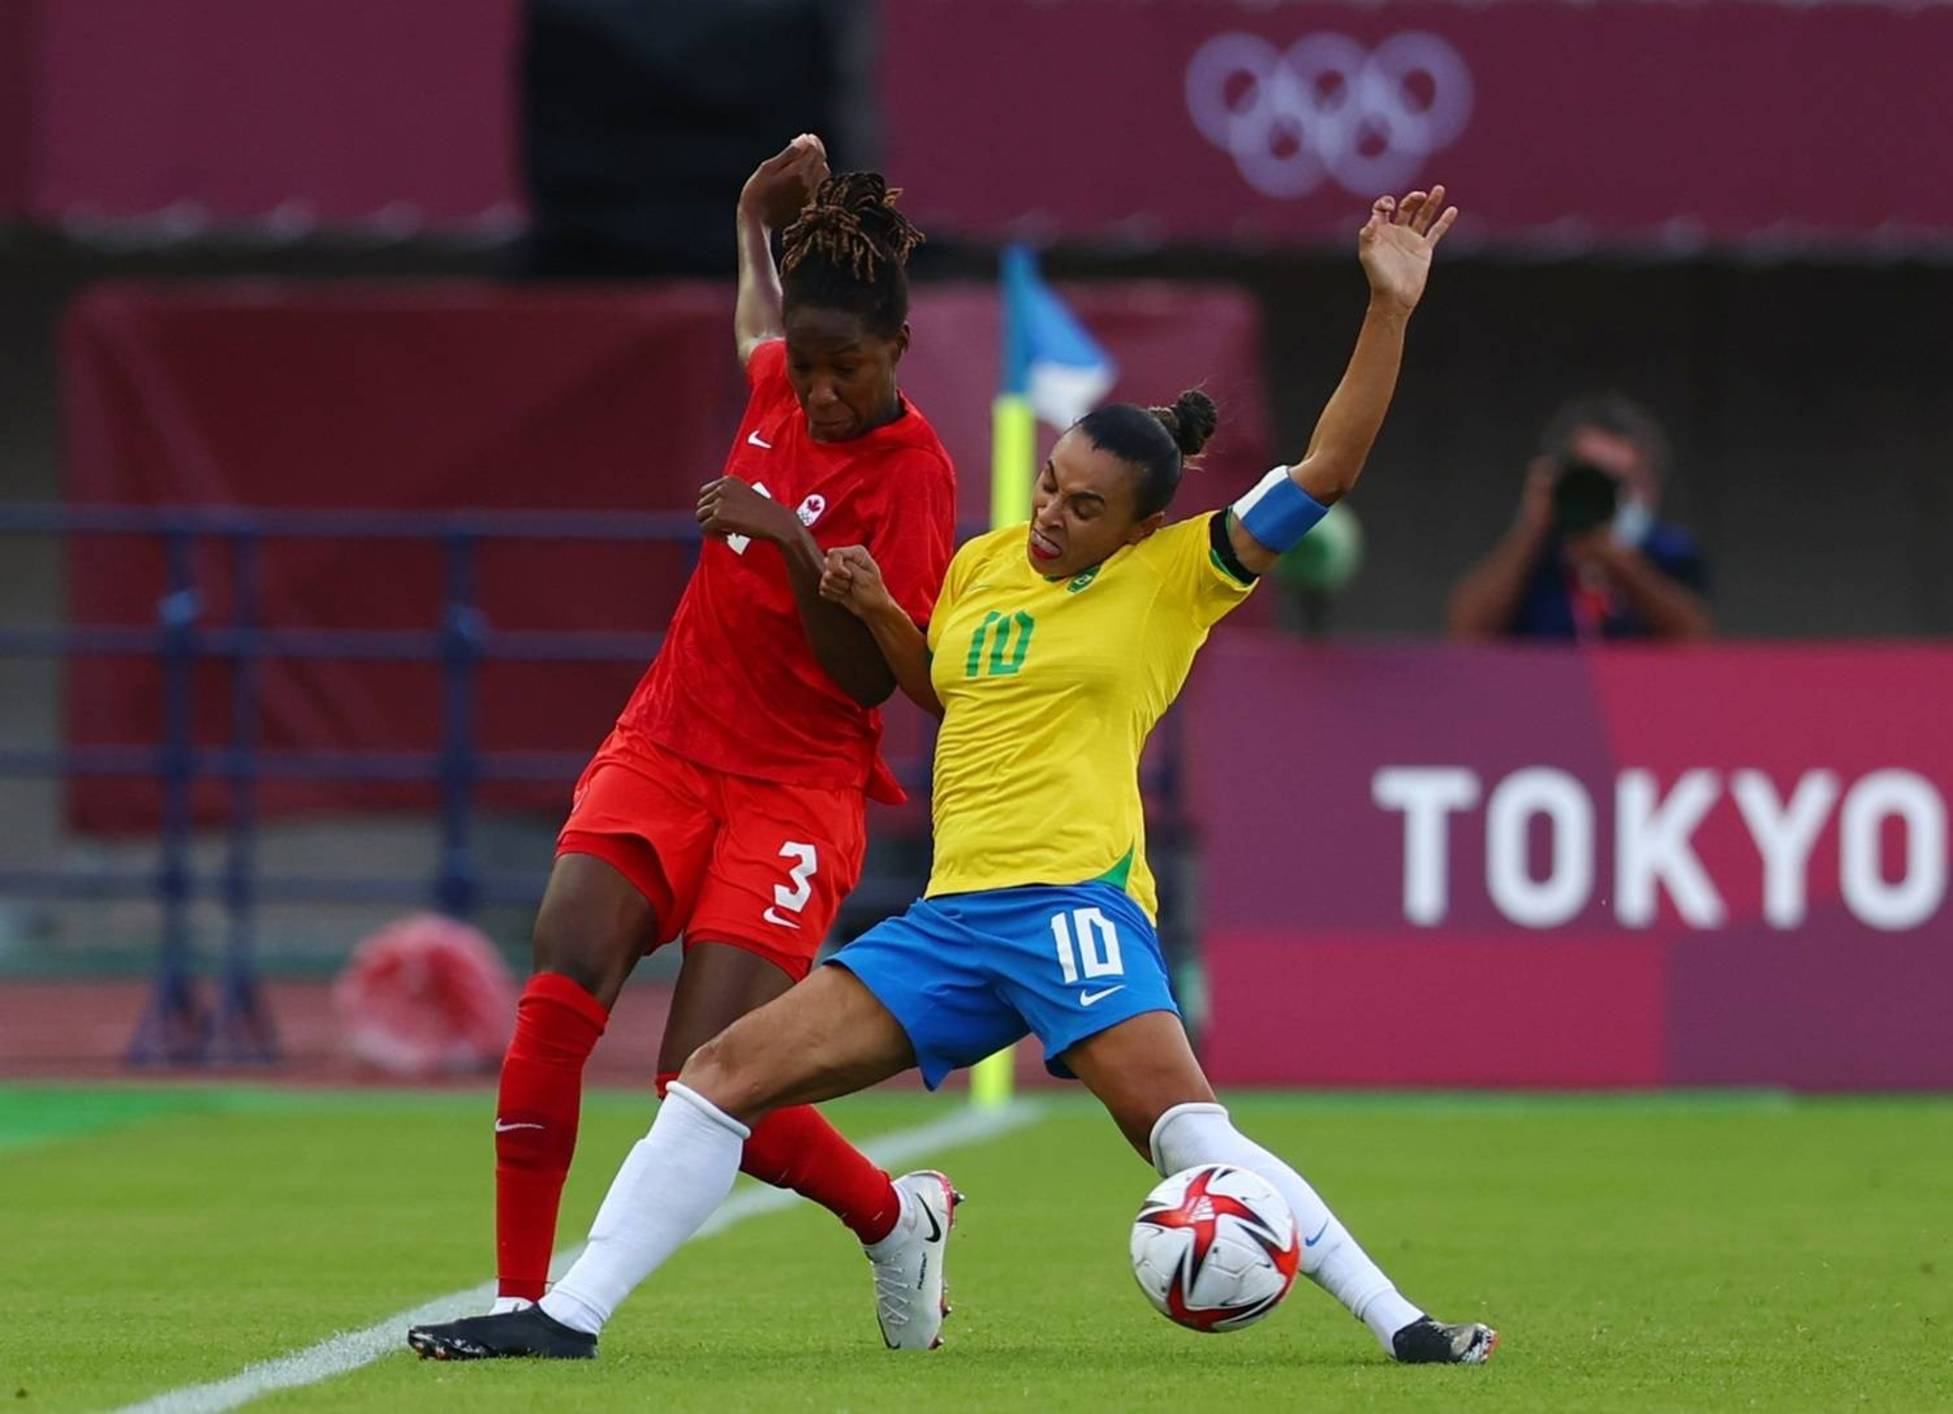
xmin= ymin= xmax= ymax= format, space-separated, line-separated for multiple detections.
xmin=969 ymin=391 xmax=1037 ymax=1109
xmin=989 ymin=394 xmax=1036 ymax=527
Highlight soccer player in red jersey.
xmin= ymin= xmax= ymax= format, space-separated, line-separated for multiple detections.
xmin=411 ymin=135 xmax=960 ymax=1354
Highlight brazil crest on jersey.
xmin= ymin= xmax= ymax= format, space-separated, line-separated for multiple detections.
xmin=924 ymin=513 xmax=1255 ymax=920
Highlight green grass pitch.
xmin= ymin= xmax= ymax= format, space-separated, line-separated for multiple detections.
xmin=4 ymin=1084 xmax=1949 ymax=1412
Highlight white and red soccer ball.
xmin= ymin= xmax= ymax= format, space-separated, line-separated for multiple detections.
xmin=1130 ymin=1163 xmax=1301 ymax=1332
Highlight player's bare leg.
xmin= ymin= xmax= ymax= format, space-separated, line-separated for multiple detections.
xmin=1062 ymin=1012 xmax=1496 ymax=1365
xmin=534 ymin=853 xmax=658 ymax=1006
xmin=677 ymin=961 xmax=916 ymax=1118
xmin=656 ymin=940 xmax=796 ymax=1071
xmin=488 ymin=854 xmax=656 ymax=1310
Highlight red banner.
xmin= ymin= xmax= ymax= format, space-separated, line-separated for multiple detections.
xmin=0 ymin=2 xmax=30 ymax=219
xmin=884 ymin=0 xmax=1953 ymax=253
xmin=1183 ymin=640 xmax=1953 ymax=1090
xmin=16 ymin=0 xmax=520 ymax=231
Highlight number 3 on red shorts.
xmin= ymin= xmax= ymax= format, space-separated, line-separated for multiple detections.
xmin=762 ymin=841 xmax=819 ymax=930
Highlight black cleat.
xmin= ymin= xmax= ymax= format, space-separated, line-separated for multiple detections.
xmin=1391 ymin=1316 xmax=1499 ymax=1365
xmin=407 ymin=1305 xmax=598 ymax=1361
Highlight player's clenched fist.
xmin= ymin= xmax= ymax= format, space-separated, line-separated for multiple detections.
xmin=739 ymin=133 xmax=829 ymax=231
xmin=819 ymin=545 xmax=893 ymax=617
xmin=697 ymin=476 xmax=797 ymax=545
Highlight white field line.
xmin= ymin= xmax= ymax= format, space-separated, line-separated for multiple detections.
xmin=115 ymin=1100 xmax=1044 ymax=1414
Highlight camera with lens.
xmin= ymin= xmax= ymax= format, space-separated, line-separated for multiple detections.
xmin=1549 ymin=458 xmax=1620 ymax=536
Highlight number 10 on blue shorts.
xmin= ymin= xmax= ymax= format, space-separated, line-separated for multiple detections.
xmin=830 ymin=882 xmax=1180 ymax=1089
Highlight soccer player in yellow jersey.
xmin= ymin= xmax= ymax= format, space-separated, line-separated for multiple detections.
xmin=477 ymin=186 xmax=1496 ymax=1365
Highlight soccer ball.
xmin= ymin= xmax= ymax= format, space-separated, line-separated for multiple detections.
xmin=1130 ymin=1163 xmax=1301 ymax=1332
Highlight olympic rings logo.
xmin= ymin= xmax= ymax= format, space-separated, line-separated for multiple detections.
xmin=1186 ymin=32 xmax=1473 ymax=200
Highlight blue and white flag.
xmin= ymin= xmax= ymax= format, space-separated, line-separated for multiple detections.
xmin=1000 ymin=245 xmax=1117 ymax=431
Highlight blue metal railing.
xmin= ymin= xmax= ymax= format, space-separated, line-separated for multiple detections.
xmin=0 ymin=505 xmax=701 ymax=1066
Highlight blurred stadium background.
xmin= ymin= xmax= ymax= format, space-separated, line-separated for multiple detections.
xmin=2 ymin=0 xmax=1948 ymax=1087
xmin=6 ymin=4 xmax=1953 ymax=1409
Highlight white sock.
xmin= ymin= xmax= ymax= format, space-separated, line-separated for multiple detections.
xmin=1149 ymin=1101 xmax=1422 ymax=1352
xmin=540 ymin=1082 xmax=750 ymax=1336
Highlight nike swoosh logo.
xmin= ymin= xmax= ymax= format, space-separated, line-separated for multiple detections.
xmin=1303 ymin=1219 xmax=1330 ymax=1247
xmin=747 ymin=431 xmax=772 ymax=448
xmin=494 ymin=1120 xmax=544 ymax=1133
xmin=1078 ymin=985 xmax=1126 ymax=1007
xmin=919 ymin=1202 xmax=942 ymax=1245
xmin=762 ymin=907 xmax=799 ymax=929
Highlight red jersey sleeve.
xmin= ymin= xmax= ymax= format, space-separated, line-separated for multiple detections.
xmin=745 ymin=337 xmax=788 ymax=391
xmin=862 ymin=450 xmax=957 ymax=628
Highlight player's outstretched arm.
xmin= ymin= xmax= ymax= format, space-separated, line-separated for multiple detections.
xmin=820 ymin=547 xmax=944 ymax=718
xmin=1227 ymin=186 xmax=1457 ymax=577
xmin=735 ymin=134 xmax=830 ymax=367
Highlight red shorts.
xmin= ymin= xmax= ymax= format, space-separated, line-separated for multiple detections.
xmin=556 ymin=732 xmax=867 ymax=981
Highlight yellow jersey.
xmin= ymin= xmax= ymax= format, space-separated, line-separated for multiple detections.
xmin=924 ymin=513 xmax=1256 ymax=919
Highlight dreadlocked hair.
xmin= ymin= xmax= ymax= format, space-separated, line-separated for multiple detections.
xmin=780 ymin=172 xmax=925 ymax=340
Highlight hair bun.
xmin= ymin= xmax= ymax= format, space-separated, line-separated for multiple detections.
xmin=1150 ymin=389 xmax=1218 ymax=459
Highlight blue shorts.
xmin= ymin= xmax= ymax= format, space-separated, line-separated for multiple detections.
xmin=829 ymin=883 xmax=1178 ymax=1089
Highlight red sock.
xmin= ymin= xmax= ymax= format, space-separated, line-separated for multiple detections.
xmin=655 ymin=1071 xmax=901 ymax=1245
xmin=495 ymin=973 xmax=609 ymax=1299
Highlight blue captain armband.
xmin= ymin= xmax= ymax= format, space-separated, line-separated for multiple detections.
xmin=1231 ymin=466 xmax=1329 ymax=554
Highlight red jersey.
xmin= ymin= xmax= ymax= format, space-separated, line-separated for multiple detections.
xmin=619 ymin=339 xmax=956 ymax=803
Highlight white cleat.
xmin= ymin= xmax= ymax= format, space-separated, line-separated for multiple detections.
xmin=864 ymin=1169 xmax=960 ymax=1350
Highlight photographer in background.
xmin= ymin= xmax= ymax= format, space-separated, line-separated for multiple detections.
xmin=1446 ymin=394 xmax=1713 ymax=641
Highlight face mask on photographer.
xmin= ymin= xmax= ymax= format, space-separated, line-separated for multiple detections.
xmin=1611 ymin=495 xmax=1654 ymax=547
